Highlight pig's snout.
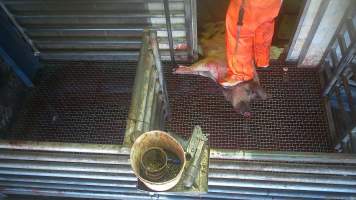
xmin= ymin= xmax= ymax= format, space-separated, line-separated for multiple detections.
xmin=233 ymin=101 xmax=252 ymax=118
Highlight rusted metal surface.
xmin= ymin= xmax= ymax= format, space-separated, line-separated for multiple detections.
xmin=124 ymin=30 xmax=169 ymax=145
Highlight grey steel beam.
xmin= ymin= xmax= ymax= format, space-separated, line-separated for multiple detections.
xmin=0 ymin=140 xmax=130 ymax=154
xmin=209 ymin=148 xmax=356 ymax=164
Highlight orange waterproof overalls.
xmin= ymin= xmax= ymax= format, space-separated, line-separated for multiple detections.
xmin=225 ymin=0 xmax=282 ymax=83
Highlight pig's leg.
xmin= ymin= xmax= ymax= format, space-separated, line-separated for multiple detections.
xmin=173 ymin=63 xmax=218 ymax=82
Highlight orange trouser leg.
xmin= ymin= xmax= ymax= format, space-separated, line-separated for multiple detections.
xmin=225 ymin=0 xmax=281 ymax=81
xmin=254 ymin=20 xmax=275 ymax=67
xmin=225 ymin=0 xmax=254 ymax=82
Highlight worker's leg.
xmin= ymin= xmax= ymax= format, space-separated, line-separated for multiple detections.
xmin=254 ymin=20 xmax=275 ymax=68
xmin=223 ymin=0 xmax=255 ymax=86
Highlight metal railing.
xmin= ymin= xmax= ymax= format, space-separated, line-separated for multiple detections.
xmin=1 ymin=140 xmax=356 ymax=199
xmin=0 ymin=0 xmax=198 ymax=62
xmin=320 ymin=4 xmax=356 ymax=153
xmin=1 ymin=30 xmax=356 ymax=200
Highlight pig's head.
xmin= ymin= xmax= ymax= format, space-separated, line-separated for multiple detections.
xmin=222 ymin=80 xmax=267 ymax=117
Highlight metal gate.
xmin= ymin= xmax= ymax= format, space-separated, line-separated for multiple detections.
xmin=0 ymin=0 xmax=198 ymax=62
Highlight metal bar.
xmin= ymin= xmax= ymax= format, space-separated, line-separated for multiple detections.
xmin=208 ymin=178 xmax=356 ymax=193
xmin=208 ymin=186 xmax=352 ymax=199
xmin=149 ymin=81 xmax=159 ymax=129
xmin=142 ymin=65 xmax=157 ymax=132
xmin=0 ymin=47 xmax=33 ymax=87
xmin=209 ymin=160 xmax=356 ymax=176
xmin=209 ymin=148 xmax=356 ymax=164
xmin=150 ymin=31 xmax=171 ymax=118
xmin=0 ymin=140 xmax=130 ymax=154
xmin=0 ymin=168 xmax=136 ymax=181
xmin=1 ymin=188 xmax=150 ymax=200
xmin=0 ymin=150 xmax=129 ymax=165
xmin=163 ymin=0 xmax=177 ymax=67
xmin=0 ymin=181 xmax=136 ymax=193
xmin=297 ymin=0 xmax=330 ymax=66
xmin=338 ymin=33 xmax=347 ymax=56
xmin=0 ymin=175 xmax=136 ymax=188
xmin=331 ymin=48 xmax=340 ymax=67
xmin=335 ymin=86 xmax=350 ymax=140
xmin=0 ymin=160 xmax=133 ymax=174
xmin=208 ymin=169 xmax=356 ymax=185
xmin=134 ymin=56 xmax=154 ymax=133
xmin=323 ymin=42 xmax=356 ymax=96
xmin=0 ymin=2 xmax=39 ymax=56
xmin=124 ymin=31 xmax=151 ymax=145
xmin=319 ymin=71 xmax=338 ymax=146
xmin=286 ymin=0 xmax=311 ymax=61
xmin=0 ymin=187 xmax=301 ymax=200
xmin=342 ymin=75 xmax=356 ymax=121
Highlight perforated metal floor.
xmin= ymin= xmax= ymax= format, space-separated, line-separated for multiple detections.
xmin=7 ymin=61 xmax=136 ymax=144
xmin=6 ymin=61 xmax=333 ymax=151
xmin=165 ymin=62 xmax=334 ymax=152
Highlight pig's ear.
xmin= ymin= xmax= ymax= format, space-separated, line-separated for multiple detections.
xmin=255 ymin=86 xmax=268 ymax=100
xmin=249 ymin=81 xmax=268 ymax=100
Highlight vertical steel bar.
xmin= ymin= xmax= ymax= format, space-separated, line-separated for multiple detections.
xmin=163 ymin=0 xmax=177 ymax=67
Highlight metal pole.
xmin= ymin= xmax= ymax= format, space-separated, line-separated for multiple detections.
xmin=150 ymin=31 xmax=171 ymax=119
xmin=209 ymin=148 xmax=356 ymax=164
xmin=209 ymin=169 xmax=356 ymax=185
xmin=0 ymin=140 xmax=129 ymax=155
xmin=208 ymin=178 xmax=356 ymax=193
xmin=0 ymin=168 xmax=136 ymax=181
xmin=207 ymin=186 xmax=352 ymax=199
xmin=163 ymin=0 xmax=177 ymax=67
xmin=0 ymin=160 xmax=133 ymax=174
xmin=0 ymin=2 xmax=39 ymax=56
xmin=0 ymin=150 xmax=130 ymax=165
xmin=209 ymin=160 xmax=356 ymax=176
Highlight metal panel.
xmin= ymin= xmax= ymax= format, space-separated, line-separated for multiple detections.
xmin=1 ymin=141 xmax=356 ymax=199
xmin=1 ymin=0 xmax=198 ymax=62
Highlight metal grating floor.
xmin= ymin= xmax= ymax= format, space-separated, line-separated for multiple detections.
xmin=165 ymin=62 xmax=334 ymax=152
xmin=5 ymin=61 xmax=333 ymax=152
xmin=6 ymin=61 xmax=136 ymax=144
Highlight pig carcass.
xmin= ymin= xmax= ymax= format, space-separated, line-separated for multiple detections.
xmin=173 ymin=57 xmax=267 ymax=117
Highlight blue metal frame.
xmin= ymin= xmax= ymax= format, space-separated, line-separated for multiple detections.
xmin=0 ymin=4 xmax=40 ymax=83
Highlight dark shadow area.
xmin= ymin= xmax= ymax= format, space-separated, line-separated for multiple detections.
xmin=4 ymin=61 xmax=136 ymax=145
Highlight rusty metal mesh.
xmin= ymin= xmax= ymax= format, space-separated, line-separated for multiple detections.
xmin=165 ymin=62 xmax=334 ymax=152
xmin=5 ymin=61 xmax=333 ymax=152
xmin=6 ymin=61 xmax=136 ymax=144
